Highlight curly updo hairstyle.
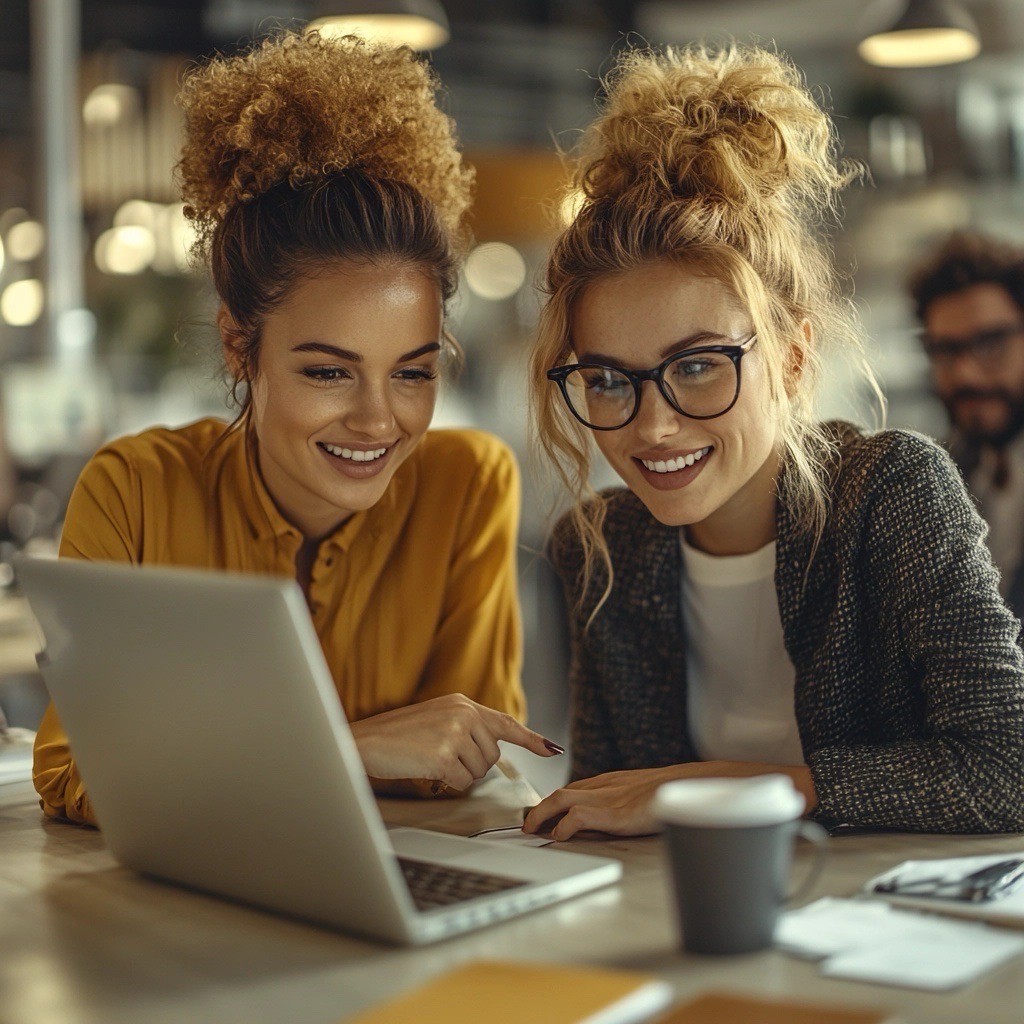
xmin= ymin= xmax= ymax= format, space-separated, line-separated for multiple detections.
xmin=530 ymin=44 xmax=869 ymax=613
xmin=177 ymin=30 xmax=474 ymax=414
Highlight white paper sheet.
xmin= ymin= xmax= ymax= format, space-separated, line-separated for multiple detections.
xmin=471 ymin=829 xmax=553 ymax=848
xmin=776 ymin=897 xmax=922 ymax=959
xmin=777 ymin=897 xmax=1024 ymax=991
xmin=821 ymin=926 xmax=1024 ymax=990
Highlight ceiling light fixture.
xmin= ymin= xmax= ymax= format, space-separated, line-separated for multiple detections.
xmin=308 ymin=0 xmax=450 ymax=51
xmin=859 ymin=0 xmax=980 ymax=68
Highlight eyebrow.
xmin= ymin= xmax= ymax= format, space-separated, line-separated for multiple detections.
xmin=291 ymin=341 xmax=442 ymax=363
xmin=578 ymin=331 xmax=735 ymax=366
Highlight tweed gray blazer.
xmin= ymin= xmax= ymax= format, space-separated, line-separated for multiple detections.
xmin=550 ymin=423 xmax=1024 ymax=834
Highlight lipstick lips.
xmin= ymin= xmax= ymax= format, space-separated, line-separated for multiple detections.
xmin=316 ymin=440 xmax=398 ymax=480
xmin=632 ymin=446 xmax=714 ymax=491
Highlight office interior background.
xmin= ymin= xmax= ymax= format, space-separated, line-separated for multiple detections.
xmin=1 ymin=0 xmax=1023 ymax=787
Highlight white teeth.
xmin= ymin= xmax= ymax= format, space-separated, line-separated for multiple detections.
xmin=322 ymin=444 xmax=388 ymax=462
xmin=641 ymin=446 xmax=712 ymax=473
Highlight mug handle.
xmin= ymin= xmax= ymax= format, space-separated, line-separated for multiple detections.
xmin=783 ymin=821 xmax=829 ymax=904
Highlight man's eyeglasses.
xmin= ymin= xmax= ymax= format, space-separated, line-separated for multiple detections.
xmin=921 ymin=325 xmax=1024 ymax=371
xmin=547 ymin=334 xmax=757 ymax=431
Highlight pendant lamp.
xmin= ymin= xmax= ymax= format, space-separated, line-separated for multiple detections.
xmin=308 ymin=0 xmax=450 ymax=51
xmin=859 ymin=0 xmax=980 ymax=67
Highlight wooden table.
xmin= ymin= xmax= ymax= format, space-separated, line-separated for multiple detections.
xmin=2 ymin=771 xmax=1024 ymax=1024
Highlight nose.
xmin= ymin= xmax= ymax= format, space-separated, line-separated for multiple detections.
xmin=631 ymin=379 xmax=683 ymax=444
xmin=934 ymin=350 xmax=987 ymax=392
xmin=342 ymin=381 xmax=396 ymax=438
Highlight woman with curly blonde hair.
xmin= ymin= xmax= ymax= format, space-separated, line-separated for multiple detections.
xmin=524 ymin=44 xmax=1024 ymax=840
xmin=34 ymin=31 xmax=562 ymax=827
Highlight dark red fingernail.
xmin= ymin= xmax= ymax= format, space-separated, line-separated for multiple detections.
xmin=544 ymin=740 xmax=565 ymax=755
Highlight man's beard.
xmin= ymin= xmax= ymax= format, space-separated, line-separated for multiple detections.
xmin=945 ymin=388 xmax=1024 ymax=448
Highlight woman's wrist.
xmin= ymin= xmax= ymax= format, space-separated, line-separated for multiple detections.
xmin=793 ymin=766 xmax=819 ymax=812
xmin=770 ymin=765 xmax=818 ymax=812
xmin=349 ymin=716 xmax=382 ymax=774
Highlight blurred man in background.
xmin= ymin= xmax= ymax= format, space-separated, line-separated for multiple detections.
xmin=910 ymin=232 xmax=1024 ymax=617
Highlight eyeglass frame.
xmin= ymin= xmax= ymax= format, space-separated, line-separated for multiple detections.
xmin=546 ymin=333 xmax=758 ymax=431
xmin=920 ymin=324 xmax=1024 ymax=370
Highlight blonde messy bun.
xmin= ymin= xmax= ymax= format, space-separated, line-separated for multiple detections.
xmin=176 ymin=30 xmax=473 ymax=253
xmin=576 ymin=45 xmax=853 ymax=222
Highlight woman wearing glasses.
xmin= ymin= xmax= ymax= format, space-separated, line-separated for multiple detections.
xmin=33 ymin=32 xmax=562 ymax=827
xmin=525 ymin=44 xmax=1024 ymax=840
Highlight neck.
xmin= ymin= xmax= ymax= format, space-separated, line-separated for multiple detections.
xmin=685 ymin=446 xmax=781 ymax=556
xmin=251 ymin=435 xmax=353 ymax=542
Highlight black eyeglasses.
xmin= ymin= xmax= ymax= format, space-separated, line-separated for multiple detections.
xmin=547 ymin=334 xmax=758 ymax=431
xmin=922 ymin=325 xmax=1024 ymax=371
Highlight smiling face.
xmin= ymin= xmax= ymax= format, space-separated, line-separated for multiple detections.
xmin=924 ymin=283 xmax=1024 ymax=447
xmin=228 ymin=262 xmax=443 ymax=540
xmin=570 ymin=260 xmax=784 ymax=552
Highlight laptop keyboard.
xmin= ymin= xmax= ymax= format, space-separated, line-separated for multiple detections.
xmin=397 ymin=857 xmax=527 ymax=911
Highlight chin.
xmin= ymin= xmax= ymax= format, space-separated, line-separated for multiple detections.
xmin=329 ymin=483 xmax=390 ymax=512
xmin=630 ymin=485 xmax=707 ymax=528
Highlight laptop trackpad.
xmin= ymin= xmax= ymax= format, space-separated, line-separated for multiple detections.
xmin=388 ymin=827 xmax=493 ymax=861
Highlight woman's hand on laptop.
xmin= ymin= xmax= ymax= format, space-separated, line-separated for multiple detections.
xmin=522 ymin=762 xmax=817 ymax=840
xmin=350 ymin=694 xmax=564 ymax=791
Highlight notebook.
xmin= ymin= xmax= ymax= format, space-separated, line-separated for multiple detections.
xmin=653 ymin=992 xmax=894 ymax=1024
xmin=345 ymin=961 xmax=674 ymax=1024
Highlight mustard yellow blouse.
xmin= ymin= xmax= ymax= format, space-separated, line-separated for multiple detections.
xmin=33 ymin=418 xmax=525 ymax=825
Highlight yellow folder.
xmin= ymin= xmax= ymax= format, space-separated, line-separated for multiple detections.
xmin=345 ymin=960 xmax=674 ymax=1024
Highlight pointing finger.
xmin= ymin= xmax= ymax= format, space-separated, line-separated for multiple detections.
xmin=480 ymin=707 xmax=564 ymax=758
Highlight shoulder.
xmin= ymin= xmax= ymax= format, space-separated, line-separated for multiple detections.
xmin=407 ymin=430 xmax=520 ymax=529
xmin=416 ymin=428 xmax=515 ymax=472
xmin=828 ymin=421 xmax=961 ymax=497
xmin=548 ymin=486 xmax=650 ymax=578
xmin=413 ymin=429 xmax=518 ymax=491
xmin=89 ymin=418 xmax=232 ymax=477
xmin=76 ymin=418 xmax=233 ymax=493
xmin=820 ymin=421 xmax=972 ymax=541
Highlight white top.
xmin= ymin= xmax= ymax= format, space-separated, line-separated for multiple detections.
xmin=969 ymin=432 xmax=1024 ymax=599
xmin=680 ymin=534 xmax=804 ymax=765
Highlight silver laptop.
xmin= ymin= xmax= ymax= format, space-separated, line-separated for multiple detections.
xmin=17 ymin=556 xmax=621 ymax=945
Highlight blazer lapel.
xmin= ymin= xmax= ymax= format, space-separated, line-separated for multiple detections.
xmin=775 ymin=459 xmax=840 ymax=753
xmin=603 ymin=497 xmax=696 ymax=767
